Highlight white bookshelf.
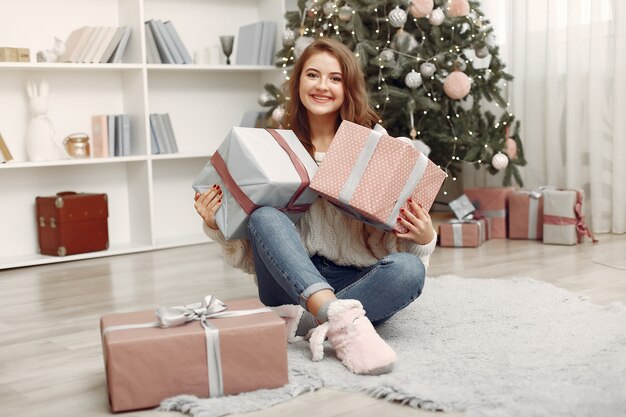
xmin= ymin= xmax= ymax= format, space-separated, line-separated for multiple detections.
xmin=0 ymin=0 xmax=286 ymax=269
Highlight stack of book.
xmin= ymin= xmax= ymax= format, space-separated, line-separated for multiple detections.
xmin=149 ymin=113 xmax=179 ymax=154
xmin=235 ymin=21 xmax=277 ymax=66
xmin=58 ymin=26 xmax=132 ymax=64
xmin=145 ymin=19 xmax=192 ymax=64
xmin=91 ymin=114 xmax=132 ymax=157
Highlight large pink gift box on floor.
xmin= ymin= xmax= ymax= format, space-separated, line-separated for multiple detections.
xmin=509 ymin=190 xmax=544 ymax=240
xmin=100 ymin=297 xmax=288 ymax=412
xmin=310 ymin=121 xmax=446 ymax=232
xmin=464 ymin=187 xmax=515 ymax=238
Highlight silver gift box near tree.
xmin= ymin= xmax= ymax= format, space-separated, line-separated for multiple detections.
xmin=192 ymin=127 xmax=319 ymax=240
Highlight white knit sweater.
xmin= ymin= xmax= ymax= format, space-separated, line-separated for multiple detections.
xmin=202 ymin=197 xmax=436 ymax=276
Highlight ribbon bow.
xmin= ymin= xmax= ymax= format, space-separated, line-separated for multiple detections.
xmin=156 ymin=295 xmax=228 ymax=327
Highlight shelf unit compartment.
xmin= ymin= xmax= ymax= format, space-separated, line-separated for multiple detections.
xmin=143 ymin=0 xmax=273 ymax=65
xmin=0 ymin=68 xmax=146 ymax=162
xmin=4 ymin=0 xmax=143 ymax=65
xmin=0 ymin=161 xmax=152 ymax=265
xmin=151 ymin=157 xmax=208 ymax=245
xmin=147 ymin=71 xmax=268 ymax=155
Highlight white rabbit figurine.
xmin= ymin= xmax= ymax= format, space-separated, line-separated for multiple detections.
xmin=25 ymin=79 xmax=66 ymax=161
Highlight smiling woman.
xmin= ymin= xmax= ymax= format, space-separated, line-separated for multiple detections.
xmin=194 ymin=37 xmax=439 ymax=377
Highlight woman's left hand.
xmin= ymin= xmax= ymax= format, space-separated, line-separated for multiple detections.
xmin=394 ymin=199 xmax=435 ymax=245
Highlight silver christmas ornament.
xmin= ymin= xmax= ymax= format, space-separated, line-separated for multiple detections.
xmin=294 ymin=36 xmax=315 ymax=59
xmin=282 ymin=28 xmax=296 ymax=47
xmin=475 ymin=46 xmax=490 ymax=59
xmin=491 ymin=152 xmax=509 ymax=170
xmin=388 ymin=6 xmax=408 ymax=28
xmin=322 ymin=1 xmax=336 ymax=16
xmin=272 ymin=106 xmax=285 ymax=123
xmin=338 ymin=4 xmax=353 ymax=21
xmin=258 ymin=91 xmax=273 ymax=106
xmin=379 ymin=49 xmax=395 ymax=63
xmin=455 ymin=57 xmax=467 ymax=71
xmin=405 ymin=70 xmax=423 ymax=89
xmin=428 ymin=8 xmax=445 ymax=26
xmin=420 ymin=62 xmax=436 ymax=78
xmin=393 ymin=30 xmax=419 ymax=53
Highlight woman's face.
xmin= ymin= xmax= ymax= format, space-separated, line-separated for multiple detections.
xmin=298 ymin=51 xmax=345 ymax=119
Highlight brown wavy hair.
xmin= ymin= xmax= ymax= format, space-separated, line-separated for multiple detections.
xmin=283 ymin=38 xmax=380 ymax=156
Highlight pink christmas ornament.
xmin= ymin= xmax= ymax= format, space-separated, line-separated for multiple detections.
xmin=447 ymin=0 xmax=470 ymax=17
xmin=443 ymin=71 xmax=471 ymax=99
xmin=505 ymin=137 xmax=518 ymax=160
xmin=409 ymin=0 xmax=434 ymax=18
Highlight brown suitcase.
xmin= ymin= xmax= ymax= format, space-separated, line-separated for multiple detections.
xmin=36 ymin=191 xmax=109 ymax=256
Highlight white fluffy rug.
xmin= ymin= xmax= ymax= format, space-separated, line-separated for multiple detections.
xmin=161 ymin=275 xmax=626 ymax=417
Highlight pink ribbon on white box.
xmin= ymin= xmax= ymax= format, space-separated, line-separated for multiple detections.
xmin=102 ymin=295 xmax=271 ymax=398
xmin=210 ymin=128 xmax=312 ymax=216
xmin=543 ymin=191 xmax=597 ymax=244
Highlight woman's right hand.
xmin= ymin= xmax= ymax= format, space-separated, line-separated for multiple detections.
xmin=194 ymin=185 xmax=223 ymax=230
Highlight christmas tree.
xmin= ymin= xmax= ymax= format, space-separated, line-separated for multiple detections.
xmin=260 ymin=0 xmax=526 ymax=187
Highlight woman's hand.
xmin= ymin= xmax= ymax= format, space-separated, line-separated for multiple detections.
xmin=394 ymin=199 xmax=435 ymax=245
xmin=194 ymin=185 xmax=223 ymax=230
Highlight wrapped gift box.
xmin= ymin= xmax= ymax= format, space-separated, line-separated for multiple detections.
xmin=543 ymin=189 xmax=595 ymax=245
xmin=310 ymin=121 xmax=446 ymax=232
xmin=509 ymin=190 xmax=544 ymax=240
xmin=192 ymin=127 xmax=318 ymax=240
xmin=100 ymin=297 xmax=288 ymax=412
xmin=448 ymin=194 xmax=476 ymax=220
xmin=439 ymin=218 xmax=489 ymax=247
xmin=464 ymin=187 xmax=515 ymax=238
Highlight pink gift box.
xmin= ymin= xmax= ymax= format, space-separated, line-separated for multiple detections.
xmin=509 ymin=190 xmax=544 ymax=240
xmin=464 ymin=187 xmax=515 ymax=238
xmin=439 ymin=218 xmax=489 ymax=247
xmin=310 ymin=121 xmax=446 ymax=232
xmin=100 ymin=298 xmax=288 ymax=412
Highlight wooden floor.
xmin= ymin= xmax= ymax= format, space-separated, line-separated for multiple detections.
xmin=1 ymin=234 xmax=625 ymax=417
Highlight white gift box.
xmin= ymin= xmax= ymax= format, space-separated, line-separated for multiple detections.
xmin=192 ymin=127 xmax=318 ymax=240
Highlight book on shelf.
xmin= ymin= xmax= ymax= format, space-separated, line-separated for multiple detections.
xmin=99 ymin=26 xmax=126 ymax=63
xmin=144 ymin=22 xmax=161 ymax=64
xmin=108 ymin=26 xmax=132 ymax=63
xmin=149 ymin=118 xmax=160 ymax=154
xmin=76 ymin=26 xmax=105 ymax=63
xmin=58 ymin=25 xmax=130 ymax=63
xmin=147 ymin=19 xmax=174 ymax=64
xmin=149 ymin=113 xmax=178 ymax=154
xmin=113 ymin=114 xmax=131 ymax=156
xmin=235 ymin=21 xmax=276 ymax=66
xmin=161 ymin=113 xmax=179 ymax=153
xmin=107 ymin=115 xmax=116 ymax=156
xmin=0 ymin=132 xmax=14 ymax=162
xmin=240 ymin=110 xmax=264 ymax=128
xmin=91 ymin=115 xmax=109 ymax=157
xmin=89 ymin=26 xmax=118 ymax=63
xmin=156 ymin=20 xmax=184 ymax=64
xmin=235 ymin=22 xmax=263 ymax=65
xmin=58 ymin=26 xmax=92 ymax=62
xmin=163 ymin=20 xmax=192 ymax=64
xmin=259 ymin=21 xmax=277 ymax=66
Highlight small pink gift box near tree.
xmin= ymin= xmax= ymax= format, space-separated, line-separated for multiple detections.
xmin=310 ymin=121 xmax=446 ymax=232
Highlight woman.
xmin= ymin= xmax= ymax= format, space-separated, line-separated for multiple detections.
xmin=194 ymin=38 xmax=436 ymax=375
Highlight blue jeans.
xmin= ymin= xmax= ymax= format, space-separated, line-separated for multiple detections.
xmin=247 ymin=207 xmax=425 ymax=324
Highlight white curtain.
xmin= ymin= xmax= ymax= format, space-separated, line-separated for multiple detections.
xmin=469 ymin=0 xmax=626 ymax=234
